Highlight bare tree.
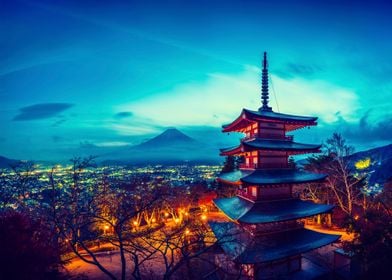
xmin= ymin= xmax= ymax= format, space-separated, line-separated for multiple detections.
xmin=304 ymin=133 xmax=366 ymax=217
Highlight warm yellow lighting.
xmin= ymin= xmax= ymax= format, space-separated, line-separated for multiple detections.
xmin=185 ymin=229 xmax=190 ymax=235
xmin=174 ymin=218 xmax=180 ymax=223
xmin=164 ymin=212 xmax=169 ymax=217
xmin=185 ymin=212 xmax=189 ymax=216
xmin=133 ymin=221 xmax=138 ymax=226
xmin=355 ymin=158 xmax=371 ymax=170
xmin=201 ymin=214 xmax=207 ymax=221
xmin=104 ymin=225 xmax=109 ymax=230
xmin=152 ymin=218 xmax=156 ymax=223
xmin=354 ymin=215 xmax=359 ymax=221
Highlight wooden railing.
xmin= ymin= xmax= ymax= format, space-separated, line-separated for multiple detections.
xmin=241 ymin=134 xmax=294 ymax=141
xmin=239 ymin=162 xmax=295 ymax=169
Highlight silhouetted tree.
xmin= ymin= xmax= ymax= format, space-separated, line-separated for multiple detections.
xmin=0 ymin=210 xmax=62 ymax=280
xmin=304 ymin=133 xmax=366 ymax=217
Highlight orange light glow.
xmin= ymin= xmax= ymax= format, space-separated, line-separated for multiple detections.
xmin=133 ymin=221 xmax=138 ymax=226
xmin=201 ymin=214 xmax=207 ymax=221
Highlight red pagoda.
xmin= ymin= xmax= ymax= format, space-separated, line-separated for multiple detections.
xmin=210 ymin=52 xmax=340 ymax=279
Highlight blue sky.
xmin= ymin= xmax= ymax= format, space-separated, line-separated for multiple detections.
xmin=1 ymin=0 xmax=392 ymax=161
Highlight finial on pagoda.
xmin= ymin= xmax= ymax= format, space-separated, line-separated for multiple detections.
xmin=259 ymin=51 xmax=272 ymax=111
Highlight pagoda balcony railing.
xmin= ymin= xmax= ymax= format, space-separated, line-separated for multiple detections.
xmin=239 ymin=162 xmax=295 ymax=169
xmin=241 ymin=134 xmax=293 ymax=142
xmin=237 ymin=190 xmax=255 ymax=201
xmin=239 ymin=163 xmax=259 ymax=169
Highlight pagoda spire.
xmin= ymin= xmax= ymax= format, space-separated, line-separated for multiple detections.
xmin=260 ymin=51 xmax=272 ymax=111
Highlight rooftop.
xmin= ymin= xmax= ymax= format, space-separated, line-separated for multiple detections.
xmin=222 ymin=109 xmax=318 ymax=133
xmin=210 ymin=222 xmax=340 ymax=264
xmin=220 ymin=139 xmax=321 ymax=156
xmin=218 ymin=169 xmax=327 ymax=185
xmin=213 ymin=197 xmax=334 ymax=224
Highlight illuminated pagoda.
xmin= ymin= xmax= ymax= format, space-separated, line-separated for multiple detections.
xmin=210 ymin=52 xmax=340 ymax=279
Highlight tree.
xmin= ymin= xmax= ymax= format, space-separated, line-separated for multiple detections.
xmin=45 ymin=157 xmax=169 ymax=280
xmin=0 ymin=210 xmax=62 ymax=280
xmin=304 ymin=133 xmax=366 ymax=217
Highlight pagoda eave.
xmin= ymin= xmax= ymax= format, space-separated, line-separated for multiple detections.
xmin=218 ymin=169 xmax=327 ymax=186
xmin=220 ymin=140 xmax=321 ymax=156
xmin=223 ymin=109 xmax=318 ymax=133
xmin=210 ymin=222 xmax=340 ymax=264
xmin=222 ymin=110 xmax=252 ymax=133
xmin=213 ymin=197 xmax=335 ymax=224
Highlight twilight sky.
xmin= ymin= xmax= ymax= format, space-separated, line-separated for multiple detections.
xmin=1 ymin=0 xmax=392 ymax=161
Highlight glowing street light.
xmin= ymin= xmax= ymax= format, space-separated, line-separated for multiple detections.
xmin=103 ymin=225 xmax=110 ymax=235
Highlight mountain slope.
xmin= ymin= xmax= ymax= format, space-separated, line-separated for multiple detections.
xmin=0 ymin=155 xmax=20 ymax=169
xmin=347 ymin=144 xmax=392 ymax=185
xmin=103 ymin=128 xmax=220 ymax=165
xmin=136 ymin=128 xmax=196 ymax=148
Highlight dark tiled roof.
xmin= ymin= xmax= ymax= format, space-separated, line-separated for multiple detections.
xmin=209 ymin=222 xmax=340 ymax=264
xmin=220 ymin=139 xmax=321 ymax=154
xmin=244 ymin=109 xmax=318 ymax=122
xmin=218 ymin=169 xmax=327 ymax=185
xmin=213 ymin=197 xmax=334 ymax=223
xmin=222 ymin=109 xmax=317 ymax=131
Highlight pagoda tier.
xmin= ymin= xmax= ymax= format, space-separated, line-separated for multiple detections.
xmin=220 ymin=139 xmax=321 ymax=156
xmin=222 ymin=108 xmax=317 ymax=133
xmin=210 ymin=222 xmax=340 ymax=264
xmin=218 ymin=169 xmax=327 ymax=186
xmin=214 ymin=197 xmax=334 ymax=224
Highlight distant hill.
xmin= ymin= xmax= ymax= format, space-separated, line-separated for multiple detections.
xmin=0 ymin=155 xmax=20 ymax=169
xmin=297 ymin=144 xmax=392 ymax=186
xmin=102 ymin=128 xmax=220 ymax=165
xmin=347 ymin=144 xmax=392 ymax=185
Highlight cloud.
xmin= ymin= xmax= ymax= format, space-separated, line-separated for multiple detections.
xmin=13 ymin=103 xmax=74 ymax=121
xmin=52 ymin=118 xmax=67 ymax=127
xmin=117 ymin=66 xmax=359 ymax=129
xmin=114 ymin=111 xmax=133 ymax=119
xmin=344 ymin=113 xmax=392 ymax=143
xmin=284 ymin=63 xmax=324 ymax=77
xmin=94 ymin=141 xmax=131 ymax=147
xmin=79 ymin=141 xmax=97 ymax=149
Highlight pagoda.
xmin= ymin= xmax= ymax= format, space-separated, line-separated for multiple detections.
xmin=210 ymin=52 xmax=340 ymax=279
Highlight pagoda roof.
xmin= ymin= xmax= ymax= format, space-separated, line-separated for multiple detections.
xmin=218 ymin=169 xmax=327 ymax=185
xmin=223 ymin=109 xmax=317 ymax=133
xmin=209 ymin=222 xmax=340 ymax=264
xmin=220 ymin=139 xmax=321 ymax=156
xmin=213 ymin=197 xmax=334 ymax=224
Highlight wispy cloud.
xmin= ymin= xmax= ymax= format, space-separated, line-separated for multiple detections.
xmin=114 ymin=111 xmax=133 ymax=119
xmin=344 ymin=113 xmax=392 ymax=143
xmin=13 ymin=103 xmax=74 ymax=121
xmin=118 ymin=66 xmax=359 ymax=129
